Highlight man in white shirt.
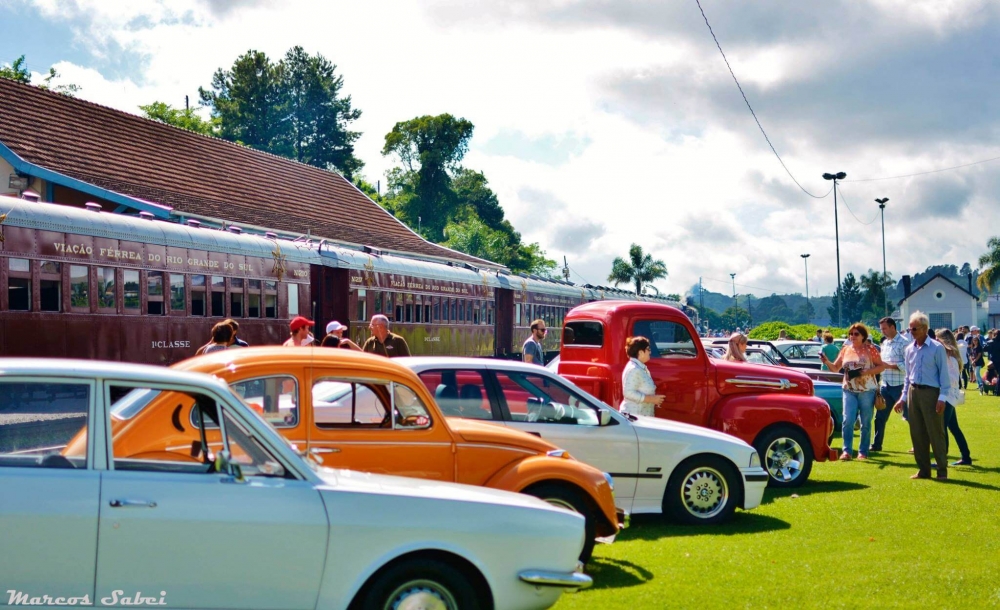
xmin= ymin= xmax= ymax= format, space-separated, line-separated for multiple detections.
xmin=871 ymin=317 xmax=907 ymax=452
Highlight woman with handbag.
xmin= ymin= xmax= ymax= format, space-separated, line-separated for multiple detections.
xmin=820 ymin=323 xmax=887 ymax=461
xmin=968 ymin=334 xmax=985 ymax=390
xmin=936 ymin=329 xmax=973 ymax=466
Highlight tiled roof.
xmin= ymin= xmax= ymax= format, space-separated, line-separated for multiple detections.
xmin=0 ymin=78 xmax=493 ymax=267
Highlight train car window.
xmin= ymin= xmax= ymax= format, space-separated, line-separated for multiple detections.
xmin=395 ymin=304 xmax=403 ymax=323
xmin=374 ymin=292 xmax=383 ymax=314
xmin=356 ymin=288 xmax=367 ymax=321
xmin=248 ymin=279 xmax=261 ymax=318
xmin=39 ymin=261 xmax=61 ymax=312
xmin=8 ymin=258 xmax=31 ymax=311
xmin=424 ymin=304 xmax=431 ymax=323
xmin=123 ymin=270 xmax=140 ymax=311
xmin=146 ymin=271 xmax=164 ymax=315
xmin=191 ymin=275 xmax=206 ymax=316
xmin=69 ymin=265 xmax=89 ymax=310
xmin=514 ymin=304 xmax=521 ymax=327
xmin=288 ymin=283 xmax=299 ymax=317
xmin=96 ymin=267 xmax=115 ymax=310
xmin=210 ymin=276 xmax=225 ymax=316
xmin=231 ymin=278 xmax=244 ymax=317
xmin=414 ymin=298 xmax=422 ymax=323
xmin=433 ymin=299 xmax=440 ymax=322
xmin=467 ymin=302 xmax=473 ymax=323
xmin=169 ymin=274 xmax=185 ymax=314
xmin=264 ymin=281 xmax=277 ymax=318
xmin=452 ymin=301 xmax=458 ymax=322
xmin=405 ymin=303 xmax=413 ymax=323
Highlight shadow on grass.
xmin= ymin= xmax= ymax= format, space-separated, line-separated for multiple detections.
xmin=619 ymin=511 xmax=790 ymax=542
xmin=865 ymin=455 xmax=1000 ymax=490
xmin=759 ymin=479 xmax=869 ymax=505
xmin=585 ymin=557 xmax=654 ymax=590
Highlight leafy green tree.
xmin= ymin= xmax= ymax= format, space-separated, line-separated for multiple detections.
xmin=828 ymin=272 xmax=864 ymax=325
xmin=754 ymin=294 xmax=792 ymax=322
xmin=794 ymin=300 xmax=815 ymax=324
xmin=608 ymin=244 xmax=668 ymax=295
xmin=859 ymin=269 xmax=894 ymax=322
xmin=139 ymin=101 xmax=216 ymax=135
xmin=200 ymin=50 xmax=284 ymax=151
xmin=441 ymin=217 xmax=511 ymax=264
xmin=1 ymin=55 xmax=79 ymax=96
xmin=0 ymin=55 xmax=31 ymax=83
xmin=722 ymin=306 xmax=749 ymax=330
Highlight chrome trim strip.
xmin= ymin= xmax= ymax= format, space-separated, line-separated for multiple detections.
xmin=724 ymin=377 xmax=798 ymax=390
xmin=518 ymin=570 xmax=593 ymax=590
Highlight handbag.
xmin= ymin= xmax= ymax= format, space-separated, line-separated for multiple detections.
xmin=956 ymin=389 xmax=966 ymax=406
xmin=874 ymin=390 xmax=887 ymax=410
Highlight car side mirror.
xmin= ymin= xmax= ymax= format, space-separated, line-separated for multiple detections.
xmin=214 ymin=450 xmax=244 ymax=482
xmin=599 ymin=409 xmax=612 ymax=426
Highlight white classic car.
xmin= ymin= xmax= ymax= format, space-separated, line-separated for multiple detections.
xmin=402 ymin=357 xmax=770 ymax=525
xmin=0 ymin=359 xmax=590 ymax=610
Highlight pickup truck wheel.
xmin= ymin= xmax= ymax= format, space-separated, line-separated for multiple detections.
xmin=754 ymin=427 xmax=813 ymax=488
xmin=524 ymin=483 xmax=596 ymax=564
xmin=663 ymin=456 xmax=740 ymax=525
xmin=359 ymin=558 xmax=480 ymax=610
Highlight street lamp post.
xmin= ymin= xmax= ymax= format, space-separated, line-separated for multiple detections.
xmin=801 ymin=253 xmax=810 ymax=322
xmin=822 ymin=171 xmax=847 ymax=326
xmin=730 ymin=273 xmax=737 ymax=328
xmin=876 ymin=197 xmax=889 ymax=316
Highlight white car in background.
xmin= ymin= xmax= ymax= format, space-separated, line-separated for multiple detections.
xmin=0 ymin=359 xmax=591 ymax=610
xmin=401 ymin=357 xmax=769 ymax=525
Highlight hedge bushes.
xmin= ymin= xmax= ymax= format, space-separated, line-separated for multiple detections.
xmin=748 ymin=322 xmax=882 ymax=343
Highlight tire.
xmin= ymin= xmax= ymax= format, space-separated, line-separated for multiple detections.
xmin=663 ymin=455 xmax=741 ymax=525
xmin=524 ymin=483 xmax=597 ymax=564
xmin=754 ymin=427 xmax=813 ymax=488
xmin=358 ymin=558 xmax=481 ymax=610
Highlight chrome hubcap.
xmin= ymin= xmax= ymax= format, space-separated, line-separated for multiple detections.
xmin=385 ymin=579 xmax=457 ymax=610
xmin=766 ymin=438 xmax=805 ymax=482
xmin=681 ymin=467 xmax=729 ymax=518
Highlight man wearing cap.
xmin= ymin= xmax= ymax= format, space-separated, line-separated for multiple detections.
xmin=284 ymin=316 xmax=315 ymax=347
xmin=362 ymin=314 xmax=410 ymax=357
xmin=323 ymin=320 xmax=362 ymax=351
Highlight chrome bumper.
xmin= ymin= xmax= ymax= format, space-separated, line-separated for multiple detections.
xmin=519 ymin=567 xmax=593 ymax=591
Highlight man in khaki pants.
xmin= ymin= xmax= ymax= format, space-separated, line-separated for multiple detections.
xmin=893 ymin=311 xmax=951 ymax=479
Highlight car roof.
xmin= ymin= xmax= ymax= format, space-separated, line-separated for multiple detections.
xmin=771 ymin=340 xmax=819 ymax=346
xmin=399 ymin=356 xmax=546 ymax=374
xmin=0 ymin=358 xmax=230 ymax=391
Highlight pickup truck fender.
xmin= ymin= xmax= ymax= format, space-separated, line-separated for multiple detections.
xmin=484 ymin=455 xmax=619 ymax=537
xmin=706 ymin=392 xmax=835 ymax=463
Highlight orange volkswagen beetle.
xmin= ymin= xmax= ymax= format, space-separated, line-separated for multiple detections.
xmin=98 ymin=347 xmax=621 ymax=561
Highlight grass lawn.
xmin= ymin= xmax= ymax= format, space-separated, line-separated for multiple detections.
xmin=557 ymin=390 xmax=1000 ymax=609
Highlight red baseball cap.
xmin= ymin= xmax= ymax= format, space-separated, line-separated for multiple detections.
xmin=290 ymin=316 xmax=314 ymax=332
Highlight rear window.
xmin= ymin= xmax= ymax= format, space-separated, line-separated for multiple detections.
xmin=564 ymin=321 xmax=604 ymax=347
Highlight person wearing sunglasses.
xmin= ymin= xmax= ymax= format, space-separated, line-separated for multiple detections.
xmin=522 ymin=318 xmax=548 ymax=366
xmin=820 ymin=322 xmax=887 ymax=461
xmin=893 ymin=311 xmax=951 ymax=480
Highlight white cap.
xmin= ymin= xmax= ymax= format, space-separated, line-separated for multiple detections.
xmin=971 ymin=326 xmax=980 ymax=332
xmin=326 ymin=320 xmax=347 ymax=334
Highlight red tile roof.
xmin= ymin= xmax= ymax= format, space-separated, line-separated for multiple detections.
xmin=0 ymin=78 xmax=493 ymax=267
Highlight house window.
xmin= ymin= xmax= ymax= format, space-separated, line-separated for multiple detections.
xmin=929 ymin=312 xmax=953 ymax=330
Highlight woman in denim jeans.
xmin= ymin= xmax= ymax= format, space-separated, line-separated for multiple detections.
xmin=820 ymin=323 xmax=887 ymax=460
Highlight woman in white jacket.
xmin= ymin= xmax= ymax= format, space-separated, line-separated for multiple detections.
xmin=936 ymin=329 xmax=973 ymax=466
xmin=620 ymin=336 xmax=665 ymax=417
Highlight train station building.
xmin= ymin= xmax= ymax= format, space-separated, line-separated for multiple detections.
xmin=0 ymin=77 xmax=495 ymax=269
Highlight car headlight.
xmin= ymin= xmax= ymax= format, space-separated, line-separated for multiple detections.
xmin=750 ymin=452 xmax=761 ymax=468
xmin=602 ymin=472 xmax=615 ymax=493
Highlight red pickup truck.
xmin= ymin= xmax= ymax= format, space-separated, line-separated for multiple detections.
xmin=557 ymin=301 xmax=836 ymax=487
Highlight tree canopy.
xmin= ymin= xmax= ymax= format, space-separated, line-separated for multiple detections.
xmin=139 ymin=101 xmax=215 ymax=135
xmin=1 ymin=55 xmax=80 ymax=96
xmin=608 ymin=244 xmax=668 ymax=295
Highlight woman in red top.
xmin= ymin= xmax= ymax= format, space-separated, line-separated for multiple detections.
xmin=820 ymin=323 xmax=888 ymax=460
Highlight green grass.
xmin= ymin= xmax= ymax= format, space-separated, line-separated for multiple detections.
xmin=557 ymin=390 xmax=1000 ymax=609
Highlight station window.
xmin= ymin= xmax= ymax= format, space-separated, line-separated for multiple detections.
xmin=248 ymin=279 xmax=261 ymax=318
xmin=288 ymin=283 xmax=299 ymax=317
xmin=212 ymin=276 xmax=225 ymax=316
xmin=264 ymin=281 xmax=277 ymax=318
xmin=231 ymin=278 xmax=244 ymax=317
xmin=8 ymin=258 xmax=31 ymax=311
xmin=146 ymin=271 xmax=164 ymax=315
xmin=40 ymin=261 xmax=61 ymax=312
xmin=191 ymin=275 xmax=206 ymax=316
xmin=170 ymin=274 xmax=185 ymax=314
xmin=97 ymin=267 xmax=115 ymax=310
xmin=124 ymin=270 xmax=140 ymax=311
xmin=357 ymin=289 xmax=367 ymax=321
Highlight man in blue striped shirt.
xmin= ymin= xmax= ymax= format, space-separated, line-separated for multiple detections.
xmin=893 ymin=311 xmax=950 ymax=479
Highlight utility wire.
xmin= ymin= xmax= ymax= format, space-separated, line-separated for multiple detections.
xmin=834 ymin=186 xmax=879 ymax=226
xmin=694 ymin=0 xmax=829 ymax=200
xmin=846 ymin=154 xmax=1000 ymax=182
xmin=701 ymin=276 xmax=774 ymax=293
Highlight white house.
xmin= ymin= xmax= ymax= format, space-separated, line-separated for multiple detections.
xmin=897 ymin=274 xmax=980 ymax=330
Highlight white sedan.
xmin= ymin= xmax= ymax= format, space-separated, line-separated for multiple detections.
xmin=401 ymin=357 xmax=769 ymax=525
xmin=0 ymin=359 xmax=590 ymax=610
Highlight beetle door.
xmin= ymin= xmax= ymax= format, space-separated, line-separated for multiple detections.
xmin=0 ymin=378 xmax=98 ymax=605
xmin=95 ymin=383 xmax=328 ymax=610
xmin=631 ymin=319 xmax=710 ymax=426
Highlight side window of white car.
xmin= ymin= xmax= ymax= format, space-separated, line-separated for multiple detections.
xmin=0 ymin=381 xmax=90 ymax=469
xmin=417 ymin=369 xmax=493 ymax=420
xmin=494 ymin=371 xmax=600 ymax=426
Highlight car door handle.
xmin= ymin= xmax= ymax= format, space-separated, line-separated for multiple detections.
xmin=109 ymin=499 xmax=157 ymax=508
xmin=525 ymin=431 xmax=542 ymax=438
xmin=310 ymin=447 xmax=340 ymax=454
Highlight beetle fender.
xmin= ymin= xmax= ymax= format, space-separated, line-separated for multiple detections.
xmin=484 ymin=455 xmax=619 ymax=537
xmin=707 ymin=393 xmax=834 ymax=463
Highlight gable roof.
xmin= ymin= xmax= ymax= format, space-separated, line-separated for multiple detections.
xmin=898 ymin=273 xmax=979 ymax=306
xmin=0 ymin=78 xmax=494 ymax=268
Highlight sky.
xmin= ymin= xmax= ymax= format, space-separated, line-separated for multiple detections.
xmin=2 ymin=0 xmax=999 ymax=301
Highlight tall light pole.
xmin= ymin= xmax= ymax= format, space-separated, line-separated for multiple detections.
xmin=876 ymin=197 xmax=889 ymax=316
xmin=823 ymin=172 xmax=847 ymax=326
xmin=730 ymin=273 xmax=737 ymax=327
xmin=801 ymin=253 xmax=811 ymax=321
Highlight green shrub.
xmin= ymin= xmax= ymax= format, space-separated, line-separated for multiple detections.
xmin=750 ymin=322 xmax=881 ymax=343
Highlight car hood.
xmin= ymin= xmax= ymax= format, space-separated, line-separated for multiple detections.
xmin=446 ymin=417 xmax=559 ymax=454
xmin=628 ymin=414 xmax=755 ymax=449
xmin=314 ymin=466 xmax=569 ymax=513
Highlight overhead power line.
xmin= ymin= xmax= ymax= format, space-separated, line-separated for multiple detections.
xmin=694 ymin=0 xmax=830 ymax=200
xmin=833 ymin=186 xmax=878 ymax=226
xmin=847 ymin=155 xmax=1000 ymax=182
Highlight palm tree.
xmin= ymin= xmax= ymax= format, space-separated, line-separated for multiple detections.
xmin=977 ymin=237 xmax=1000 ymax=295
xmin=608 ymin=244 xmax=667 ymax=295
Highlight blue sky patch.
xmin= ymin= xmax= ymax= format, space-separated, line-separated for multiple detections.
xmin=480 ymin=130 xmax=591 ymax=166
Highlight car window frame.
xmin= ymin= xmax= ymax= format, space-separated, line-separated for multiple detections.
xmin=311 ymin=376 xmax=434 ymax=431
xmin=415 ymin=367 xmax=505 ymax=422
xmin=224 ymin=374 xmax=301 ymax=429
xmin=0 ymin=376 xmax=97 ymax=471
